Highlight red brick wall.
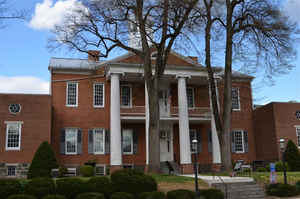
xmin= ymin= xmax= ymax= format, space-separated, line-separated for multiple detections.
xmin=0 ymin=94 xmax=51 ymax=163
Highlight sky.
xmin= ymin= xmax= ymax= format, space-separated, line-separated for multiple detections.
xmin=0 ymin=0 xmax=300 ymax=105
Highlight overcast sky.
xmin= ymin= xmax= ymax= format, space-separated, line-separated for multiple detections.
xmin=0 ymin=0 xmax=300 ymax=104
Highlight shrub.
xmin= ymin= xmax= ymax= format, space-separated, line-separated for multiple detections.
xmin=200 ymin=189 xmax=224 ymax=199
xmin=275 ymin=161 xmax=289 ymax=172
xmin=110 ymin=169 xmax=157 ymax=196
xmin=58 ymin=166 xmax=68 ymax=177
xmin=0 ymin=179 xmax=22 ymax=199
xmin=256 ymin=167 xmax=267 ymax=172
xmin=27 ymin=141 xmax=58 ymax=179
xmin=265 ymin=164 xmax=270 ymax=172
xmin=139 ymin=191 xmax=165 ymax=199
xmin=266 ymin=183 xmax=298 ymax=197
xmin=167 ymin=189 xmax=196 ymax=199
xmin=296 ymin=180 xmax=300 ymax=192
xmin=56 ymin=178 xmax=88 ymax=199
xmin=110 ymin=192 xmax=134 ymax=199
xmin=285 ymin=140 xmax=300 ymax=171
xmin=7 ymin=195 xmax=36 ymax=199
xmin=87 ymin=177 xmax=112 ymax=197
xmin=24 ymin=178 xmax=55 ymax=199
xmin=75 ymin=192 xmax=105 ymax=199
xmin=42 ymin=195 xmax=66 ymax=199
xmin=80 ymin=165 xmax=94 ymax=177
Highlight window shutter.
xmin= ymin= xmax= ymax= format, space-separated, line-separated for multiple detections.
xmin=208 ymin=130 xmax=212 ymax=153
xmin=121 ymin=131 xmax=124 ymax=154
xmin=197 ymin=131 xmax=202 ymax=153
xmin=133 ymin=131 xmax=138 ymax=154
xmin=60 ymin=128 xmax=66 ymax=154
xmin=88 ymin=129 xmax=94 ymax=154
xmin=231 ymin=131 xmax=236 ymax=153
xmin=105 ymin=129 xmax=110 ymax=154
xmin=244 ymin=131 xmax=248 ymax=153
xmin=77 ymin=129 xmax=82 ymax=154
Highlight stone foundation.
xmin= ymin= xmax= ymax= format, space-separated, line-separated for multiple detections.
xmin=0 ymin=163 xmax=30 ymax=178
xmin=180 ymin=163 xmax=194 ymax=174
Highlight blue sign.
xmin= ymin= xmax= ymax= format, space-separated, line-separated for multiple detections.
xmin=270 ymin=163 xmax=275 ymax=172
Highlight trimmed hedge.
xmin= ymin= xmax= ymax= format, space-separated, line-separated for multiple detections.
xmin=42 ymin=195 xmax=66 ymax=199
xmin=200 ymin=189 xmax=224 ymax=199
xmin=0 ymin=179 xmax=22 ymax=199
xmin=75 ymin=192 xmax=105 ymax=199
xmin=56 ymin=178 xmax=88 ymax=199
xmin=7 ymin=195 xmax=36 ymax=199
xmin=139 ymin=191 xmax=165 ymax=199
xmin=27 ymin=141 xmax=58 ymax=179
xmin=167 ymin=189 xmax=196 ymax=199
xmin=24 ymin=178 xmax=55 ymax=199
xmin=110 ymin=192 xmax=134 ymax=199
xmin=256 ymin=167 xmax=267 ymax=172
xmin=80 ymin=165 xmax=94 ymax=177
xmin=266 ymin=183 xmax=298 ymax=197
xmin=87 ymin=177 xmax=112 ymax=197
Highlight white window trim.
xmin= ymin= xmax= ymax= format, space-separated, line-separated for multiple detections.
xmin=65 ymin=128 xmax=78 ymax=155
xmin=122 ymin=129 xmax=133 ymax=155
xmin=93 ymin=83 xmax=105 ymax=108
xmin=93 ymin=128 xmax=105 ymax=155
xmin=232 ymin=87 xmax=241 ymax=111
xmin=95 ymin=164 xmax=106 ymax=175
xmin=233 ymin=130 xmax=245 ymax=153
xmin=121 ymin=85 xmax=132 ymax=108
xmin=6 ymin=164 xmax=17 ymax=177
xmin=66 ymin=82 xmax=78 ymax=107
xmin=5 ymin=122 xmax=22 ymax=151
xmin=187 ymin=87 xmax=195 ymax=109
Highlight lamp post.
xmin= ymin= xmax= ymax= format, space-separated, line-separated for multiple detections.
xmin=279 ymin=138 xmax=287 ymax=184
xmin=192 ymin=139 xmax=200 ymax=198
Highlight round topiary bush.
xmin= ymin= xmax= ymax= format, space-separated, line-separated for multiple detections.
xmin=75 ymin=192 xmax=105 ymax=199
xmin=0 ymin=179 xmax=22 ymax=199
xmin=27 ymin=141 xmax=58 ymax=179
xmin=139 ymin=191 xmax=165 ymax=199
xmin=42 ymin=195 xmax=66 ymax=199
xmin=167 ymin=189 xmax=196 ymax=199
xmin=7 ymin=195 xmax=36 ymax=199
xmin=199 ymin=189 xmax=224 ymax=199
xmin=80 ymin=165 xmax=94 ymax=177
xmin=56 ymin=178 xmax=88 ymax=199
xmin=111 ymin=192 xmax=134 ymax=199
xmin=266 ymin=183 xmax=298 ymax=197
xmin=24 ymin=178 xmax=55 ymax=199
xmin=87 ymin=176 xmax=112 ymax=197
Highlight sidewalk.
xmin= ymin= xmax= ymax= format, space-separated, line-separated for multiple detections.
xmin=181 ymin=174 xmax=254 ymax=185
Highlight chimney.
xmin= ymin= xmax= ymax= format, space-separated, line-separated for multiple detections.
xmin=188 ymin=56 xmax=198 ymax=63
xmin=88 ymin=50 xmax=100 ymax=61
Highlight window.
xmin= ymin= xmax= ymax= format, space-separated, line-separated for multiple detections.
xmin=93 ymin=128 xmax=105 ymax=154
xmin=296 ymin=111 xmax=300 ymax=120
xmin=95 ymin=165 xmax=105 ymax=176
xmin=232 ymin=87 xmax=240 ymax=110
xmin=121 ymin=85 xmax=132 ymax=107
xmin=6 ymin=122 xmax=22 ymax=150
xmin=65 ymin=128 xmax=78 ymax=154
xmin=7 ymin=166 xmax=16 ymax=176
xmin=187 ymin=87 xmax=195 ymax=108
xmin=94 ymin=83 xmax=104 ymax=107
xmin=9 ymin=104 xmax=21 ymax=114
xmin=296 ymin=127 xmax=300 ymax=147
xmin=190 ymin=129 xmax=197 ymax=153
xmin=151 ymin=51 xmax=158 ymax=60
xmin=122 ymin=129 xmax=133 ymax=154
xmin=66 ymin=82 xmax=78 ymax=106
xmin=233 ymin=130 xmax=244 ymax=153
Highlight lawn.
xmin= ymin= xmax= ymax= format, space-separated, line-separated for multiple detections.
xmin=252 ymin=172 xmax=300 ymax=185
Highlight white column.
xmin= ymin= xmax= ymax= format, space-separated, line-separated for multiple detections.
xmin=110 ymin=73 xmax=122 ymax=166
xmin=177 ymin=76 xmax=192 ymax=164
xmin=145 ymin=83 xmax=149 ymax=165
xmin=209 ymin=82 xmax=221 ymax=164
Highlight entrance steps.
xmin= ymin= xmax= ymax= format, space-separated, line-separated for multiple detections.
xmin=160 ymin=161 xmax=180 ymax=175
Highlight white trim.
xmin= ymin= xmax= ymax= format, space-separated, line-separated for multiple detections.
xmin=120 ymin=85 xmax=132 ymax=108
xmin=4 ymin=121 xmax=23 ymax=124
xmin=232 ymin=87 xmax=241 ymax=111
xmin=93 ymin=128 xmax=105 ymax=155
xmin=66 ymin=82 xmax=78 ymax=107
xmin=151 ymin=51 xmax=158 ymax=60
xmin=233 ymin=130 xmax=245 ymax=153
xmin=65 ymin=128 xmax=78 ymax=155
xmin=5 ymin=122 xmax=22 ymax=151
xmin=93 ymin=83 xmax=105 ymax=108
xmin=6 ymin=165 xmax=17 ymax=177
xmin=122 ymin=129 xmax=133 ymax=155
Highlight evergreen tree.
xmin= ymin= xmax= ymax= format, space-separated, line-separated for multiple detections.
xmin=27 ymin=141 xmax=58 ymax=179
xmin=284 ymin=140 xmax=300 ymax=171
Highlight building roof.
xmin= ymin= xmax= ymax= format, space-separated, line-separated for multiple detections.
xmin=49 ymin=57 xmax=103 ymax=71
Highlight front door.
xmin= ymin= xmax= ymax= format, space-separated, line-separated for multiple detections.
xmin=160 ymin=129 xmax=173 ymax=162
xmin=159 ymin=89 xmax=170 ymax=117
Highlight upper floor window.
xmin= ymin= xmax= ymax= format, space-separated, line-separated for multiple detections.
xmin=65 ymin=128 xmax=78 ymax=155
xmin=121 ymin=85 xmax=132 ymax=107
xmin=232 ymin=130 xmax=248 ymax=153
xmin=66 ymin=82 xmax=78 ymax=107
xmin=94 ymin=83 xmax=104 ymax=108
xmin=122 ymin=129 xmax=133 ymax=154
xmin=296 ymin=111 xmax=300 ymax=120
xmin=187 ymin=87 xmax=195 ymax=108
xmin=232 ymin=87 xmax=240 ymax=111
xmin=296 ymin=127 xmax=300 ymax=147
xmin=6 ymin=122 xmax=22 ymax=151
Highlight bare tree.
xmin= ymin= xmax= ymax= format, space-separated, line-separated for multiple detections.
xmin=190 ymin=0 xmax=298 ymax=171
xmin=0 ymin=0 xmax=26 ymax=29
xmin=50 ymin=0 xmax=198 ymax=173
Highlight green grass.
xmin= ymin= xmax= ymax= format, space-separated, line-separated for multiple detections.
xmin=150 ymin=174 xmax=195 ymax=183
xmin=253 ymin=172 xmax=300 ymax=184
